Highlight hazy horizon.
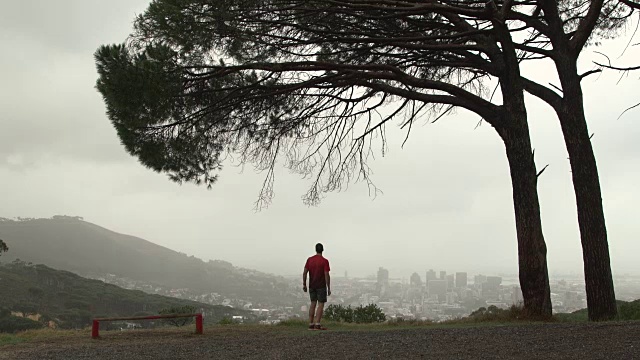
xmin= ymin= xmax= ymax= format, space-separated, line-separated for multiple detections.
xmin=1 ymin=1 xmax=639 ymax=282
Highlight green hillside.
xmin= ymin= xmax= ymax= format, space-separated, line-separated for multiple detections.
xmin=0 ymin=260 xmax=249 ymax=330
xmin=0 ymin=217 xmax=294 ymax=305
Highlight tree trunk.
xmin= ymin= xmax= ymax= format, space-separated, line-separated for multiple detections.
xmin=498 ymin=118 xmax=553 ymax=319
xmin=555 ymin=61 xmax=617 ymax=321
xmin=490 ymin=22 xmax=552 ymax=318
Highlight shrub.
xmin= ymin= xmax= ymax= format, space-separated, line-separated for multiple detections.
xmin=325 ymin=304 xmax=386 ymax=323
xmin=467 ymin=304 xmax=534 ymax=322
xmin=354 ymin=304 xmax=386 ymax=323
xmin=0 ymin=316 xmax=43 ymax=333
xmin=159 ymin=305 xmax=197 ymax=327
xmin=218 ymin=317 xmax=234 ymax=325
xmin=325 ymin=304 xmax=354 ymax=323
xmin=619 ymin=300 xmax=640 ymax=320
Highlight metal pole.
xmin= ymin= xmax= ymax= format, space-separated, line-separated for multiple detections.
xmin=195 ymin=314 xmax=203 ymax=334
xmin=92 ymin=320 xmax=100 ymax=339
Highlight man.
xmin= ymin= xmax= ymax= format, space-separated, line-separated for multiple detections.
xmin=303 ymin=243 xmax=331 ymax=330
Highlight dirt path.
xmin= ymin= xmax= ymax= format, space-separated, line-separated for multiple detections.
xmin=2 ymin=321 xmax=639 ymax=359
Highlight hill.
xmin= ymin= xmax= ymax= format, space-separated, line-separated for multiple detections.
xmin=0 ymin=260 xmax=249 ymax=329
xmin=0 ymin=217 xmax=295 ymax=306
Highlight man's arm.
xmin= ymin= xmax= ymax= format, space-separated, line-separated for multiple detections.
xmin=302 ymin=267 xmax=308 ymax=292
xmin=325 ymin=271 xmax=331 ymax=296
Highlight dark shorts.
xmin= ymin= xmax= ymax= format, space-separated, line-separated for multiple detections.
xmin=309 ymin=287 xmax=328 ymax=303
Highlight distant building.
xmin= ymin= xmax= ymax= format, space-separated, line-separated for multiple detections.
xmin=482 ymin=276 xmax=502 ymax=300
xmin=377 ymin=267 xmax=389 ymax=295
xmin=455 ymin=272 xmax=468 ymax=288
xmin=426 ymin=269 xmax=437 ymax=283
xmin=439 ymin=271 xmax=447 ymax=280
xmin=486 ymin=276 xmax=502 ymax=287
xmin=446 ymin=274 xmax=455 ymax=291
xmin=377 ymin=267 xmax=389 ymax=285
xmin=428 ymin=280 xmax=447 ymax=302
xmin=410 ymin=272 xmax=422 ymax=287
xmin=474 ymin=274 xmax=487 ymax=287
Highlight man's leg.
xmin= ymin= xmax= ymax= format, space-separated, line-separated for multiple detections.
xmin=314 ymin=301 xmax=325 ymax=324
xmin=308 ymin=301 xmax=317 ymax=325
xmin=314 ymin=287 xmax=328 ymax=329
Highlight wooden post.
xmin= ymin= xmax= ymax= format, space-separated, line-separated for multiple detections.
xmin=195 ymin=313 xmax=203 ymax=334
xmin=92 ymin=320 xmax=100 ymax=339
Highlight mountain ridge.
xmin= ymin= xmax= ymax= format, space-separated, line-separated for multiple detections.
xmin=0 ymin=216 xmax=297 ymax=306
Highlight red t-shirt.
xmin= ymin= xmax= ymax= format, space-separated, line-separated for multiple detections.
xmin=305 ymin=254 xmax=330 ymax=289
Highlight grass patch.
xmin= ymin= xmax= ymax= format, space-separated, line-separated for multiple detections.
xmin=275 ymin=307 xmax=551 ymax=332
xmin=0 ymin=334 xmax=24 ymax=346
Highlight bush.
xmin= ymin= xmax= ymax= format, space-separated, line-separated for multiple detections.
xmin=354 ymin=304 xmax=386 ymax=323
xmin=0 ymin=316 xmax=43 ymax=333
xmin=218 ymin=317 xmax=235 ymax=325
xmin=0 ymin=308 xmax=10 ymax=318
xmin=467 ymin=304 xmax=533 ymax=322
xmin=619 ymin=300 xmax=640 ymax=320
xmin=325 ymin=304 xmax=354 ymax=323
xmin=159 ymin=305 xmax=197 ymax=327
xmin=325 ymin=304 xmax=386 ymax=323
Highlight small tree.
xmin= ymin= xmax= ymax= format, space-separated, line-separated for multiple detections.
xmin=0 ymin=239 xmax=7 ymax=257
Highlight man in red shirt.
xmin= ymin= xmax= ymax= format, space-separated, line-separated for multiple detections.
xmin=303 ymin=243 xmax=331 ymax=330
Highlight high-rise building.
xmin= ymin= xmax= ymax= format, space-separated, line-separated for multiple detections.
xmin=455 ymin=272 xmax=468 ymax=288
xmin=377 ymin=267 xmax=389 ymax=295
xmin=410 ymin=272 xmax=422 ymax=287
xmin=481 ymin=276 xmax=502 ymax=299
xmin=428 ymin=280 xmax=447 ymax=302
xmin=446 ymin=274 xmax=455 ymax=290
xmin=486 ymin=276 xmax=502 ymax=288
xmin=377 ymin=267 xmax=389 ymax=285
xmin=439 ymin=271 xmax=447 ymax=280
xmin=426 ymin=269 xmax=437 ymax=283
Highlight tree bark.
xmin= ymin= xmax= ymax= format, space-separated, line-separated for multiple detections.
xmin=491 ymin=19 xmax=552 ymax=319
xmin=497 ymin=114 xmax=553 ymax=319
xmin=538 ymin=0 xmax=617 ymax=321
xmin=555 ymin=60 xmax=617 ymax=321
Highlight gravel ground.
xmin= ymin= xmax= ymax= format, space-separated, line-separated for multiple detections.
xmin=1 ymin=321 xmax=639 ymax=359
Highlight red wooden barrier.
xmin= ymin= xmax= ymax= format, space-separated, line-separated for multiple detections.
xmin=92 ymin=313 xmax=203 ymax=338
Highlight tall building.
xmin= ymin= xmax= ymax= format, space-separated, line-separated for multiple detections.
xmin=377 ymin=267 xmax=389 ymax=285
xmin=486 ymin=276 xmax=502 ymax=288
xmin=446 ymin=274 xmax=455 ymax=290
xmin=439 ymin=271 xmax=447 ymax=280
xmin=428 ymin=280 xmax=447 ymax=302
xmin=410 ymin=272 xmax=422 ymax=287
xmin=426 ymin=269 xmax=437 ymax=283
xmin=455 ymin=272 xmax=468 ymax=288
xmin=377 ymin=267 xmax=389 ymax=296
xmin=482 ymin=276 xmax=502 ymax=299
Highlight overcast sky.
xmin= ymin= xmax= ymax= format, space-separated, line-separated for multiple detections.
xmin=1 ymin=0 xmax=638 ymax=280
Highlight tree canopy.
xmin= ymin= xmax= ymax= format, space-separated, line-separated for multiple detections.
xmin=95 ymin=0 xmax=637 ymax=320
